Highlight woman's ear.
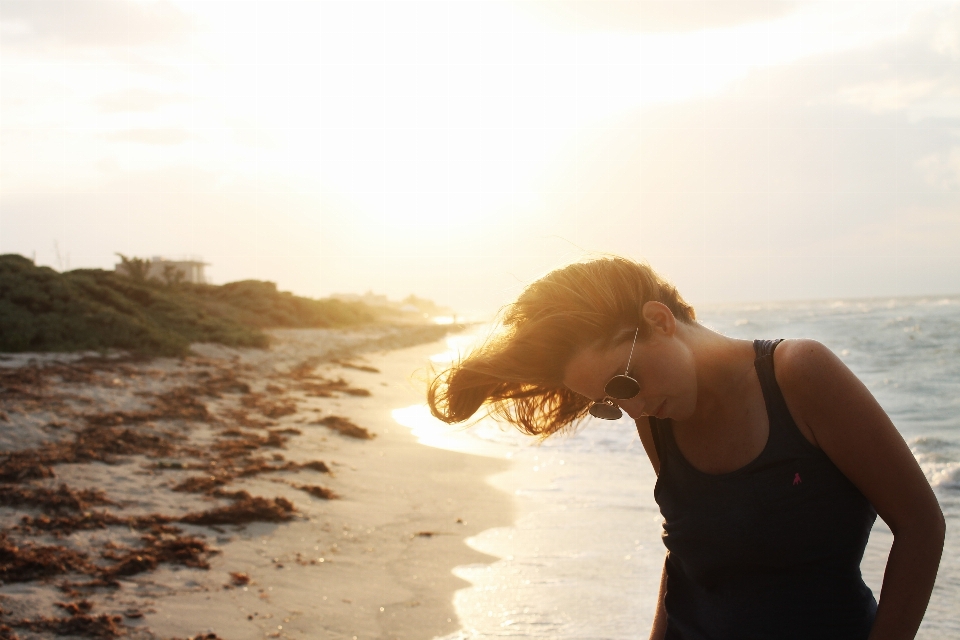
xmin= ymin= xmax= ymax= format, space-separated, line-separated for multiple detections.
xmin=641 ymin=301 xmax=677 ymax=336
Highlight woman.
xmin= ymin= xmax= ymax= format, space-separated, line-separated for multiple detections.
xmin=427 ymin=257 xmax=944 ymax=639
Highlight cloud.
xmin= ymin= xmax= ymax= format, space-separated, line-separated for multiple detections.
xmin=102 ymin=128 xmax=192 ymax=144
xmin=833 ymin=78 xmax=960 ymax=118
xmin=519 ymin=0 xmax=799 ymax=33
xmin=95 ymin=88 xmax=186 ymax=113
xmin=805 ymin=5 xmax=960 ymax=121
xmin=528 ymin=5 xmax=960 ymax=303
xmin=917 ymin=147 xmax=960 ymax=191
xmin=0 ymin=0 xmax=191 ymax=50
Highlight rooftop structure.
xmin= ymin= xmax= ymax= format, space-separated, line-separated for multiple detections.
xmin=115 ymin=256 xmax=208 ymax=284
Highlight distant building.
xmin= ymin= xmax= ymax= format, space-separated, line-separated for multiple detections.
xmin=115 ymin=256 xmax=209 ymax=284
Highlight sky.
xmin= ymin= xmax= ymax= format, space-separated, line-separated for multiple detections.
xmin=1 ymin=0 xmax=958 ymax=316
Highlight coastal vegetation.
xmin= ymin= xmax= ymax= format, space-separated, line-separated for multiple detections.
xmin=0 ymin=254 xmax=384 ymax=356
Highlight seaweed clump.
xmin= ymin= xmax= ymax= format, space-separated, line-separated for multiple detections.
xmin=333 ymin=360 xmax=380 ymax=373
xmin=313 ymin=415 xmax=375 ymax=440
xmin=0 ymin=526 xmax=216 ymax=586
xmin=172 ymin=457 xmax=329 ymax=495
xmin=0 ymin=484 xmax=114 ymax=514
xmin=0 ymin=423 xmax=193 ymax=483
xmin=7 ymin=614 xmax=124 ymax=638
xmin=16 ymin=512 xmax=175 ymax=538
xmin=292 ymin=484 xmax=338 ymax=500
xmin=101 ymin=532 xmax=216 ymax=577
xmin=180 ymin=491 xmax=296 ymax=525
xmin=0 ymin=534 xmax=93 ymax=583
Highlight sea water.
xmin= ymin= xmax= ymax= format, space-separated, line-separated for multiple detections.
xmin=393 ymin=296 xmax=960 ymax=639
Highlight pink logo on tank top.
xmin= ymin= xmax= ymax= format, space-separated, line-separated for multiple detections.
xmin=793 ymin=473 xmax=802 ymax=486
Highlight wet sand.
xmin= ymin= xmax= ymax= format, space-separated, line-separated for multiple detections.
xmin=0 ymin=326 xmax=512 ymax=640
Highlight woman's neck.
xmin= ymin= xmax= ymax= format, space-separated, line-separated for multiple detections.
xmin=678 ymin=323 xmax=757 ymax=425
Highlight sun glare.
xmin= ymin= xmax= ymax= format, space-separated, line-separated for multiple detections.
xmin=1 ymin=0 xmax=952 ymax=309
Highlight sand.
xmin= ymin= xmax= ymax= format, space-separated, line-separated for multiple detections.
xmin=0 ymin=326 xmax=513 ymax=640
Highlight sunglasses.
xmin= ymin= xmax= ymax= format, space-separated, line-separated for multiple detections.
xmin=588 ymin=327 xmax=641 ymax=420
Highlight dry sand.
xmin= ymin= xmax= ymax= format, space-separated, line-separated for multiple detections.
xmin=0 ymin=326 xmax=513 ymax=640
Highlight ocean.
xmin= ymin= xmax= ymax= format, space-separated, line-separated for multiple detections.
xmin=393 ymin=296 xmax=960 ymax=639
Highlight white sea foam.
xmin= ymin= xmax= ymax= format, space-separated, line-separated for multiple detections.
xmin=919 ymin=457 xmax=960 ymax=490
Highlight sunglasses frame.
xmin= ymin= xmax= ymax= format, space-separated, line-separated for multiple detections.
xmin=588 ymin=327 xmax=641 ymax=420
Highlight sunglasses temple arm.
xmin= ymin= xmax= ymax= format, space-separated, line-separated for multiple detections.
xmin=623 ymin=327 xmax=639 ymax=374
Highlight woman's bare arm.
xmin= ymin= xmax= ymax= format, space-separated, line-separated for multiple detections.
xmin=636 ymin=416 xmax=665 ymax=638
xmin=776 ymin=340 xmax=945 ymax=639
xmin=649 ymin=559 xmax=667 ymax=640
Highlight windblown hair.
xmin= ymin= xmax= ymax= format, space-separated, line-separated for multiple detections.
xmin=427 ymin=257 xmax=695 ymax=438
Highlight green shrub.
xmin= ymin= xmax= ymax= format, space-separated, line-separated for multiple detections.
xmin=0 ymin=255 xmax=383 ymax=356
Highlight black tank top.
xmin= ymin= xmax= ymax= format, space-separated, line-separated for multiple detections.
xmin=649 ymin=339 xmax=877 ymax=639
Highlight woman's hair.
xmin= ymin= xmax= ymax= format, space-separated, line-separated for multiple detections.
xmin=427 ymin=256 xmax=695 ymax=438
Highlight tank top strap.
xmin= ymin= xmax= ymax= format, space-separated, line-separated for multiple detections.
xmin=644 ymin=416 xmax=663 ymax=462
xmin=642 ymin=340 xmax=809 ymax=469
xmin=753 ymin=339 xmax=808 ymax=451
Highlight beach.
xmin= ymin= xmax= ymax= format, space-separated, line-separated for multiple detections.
xmin=0 ymin=326 xmax=512 ymax=640
xmin=3 ymin=298 xmax=958 ymax=639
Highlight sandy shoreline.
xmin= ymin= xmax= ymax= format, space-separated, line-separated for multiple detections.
xmin=0 ymin=325 xmax=513 ymax=640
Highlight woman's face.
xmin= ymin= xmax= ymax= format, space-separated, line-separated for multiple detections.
xmin=562 ymin=320 xmax=699 ymax=422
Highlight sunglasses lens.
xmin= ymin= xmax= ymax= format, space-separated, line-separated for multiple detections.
xmin=605 ymin=375 xmax=640 ymax=399
xmin=589 ymin=402 xmax=622 ymax=420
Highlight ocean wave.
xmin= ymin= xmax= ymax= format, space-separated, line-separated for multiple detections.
xmin=928 ymin=463 xmax=960 ymax=490
xmin=915 ymin=453 xmax=960 ymax=490
xmin=910 ymin=436 xmax=957 ymax=453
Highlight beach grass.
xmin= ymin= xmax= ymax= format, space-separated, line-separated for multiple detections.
xmin=0 ymin=254 xmax=383 ymax=356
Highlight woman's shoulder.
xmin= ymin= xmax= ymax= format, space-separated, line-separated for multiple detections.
xmin=770 ymin=338 xmax=838 ymax=388
xmin=768 ymin=339 xmax=847 ymax=448
xmin=764 ymin=341 xmax=944 ymax=552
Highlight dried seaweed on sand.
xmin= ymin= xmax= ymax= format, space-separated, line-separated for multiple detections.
xmin=240 ymin=393 xmax=297 ymax=419
xmin=212 ymin=429 xmax=287 ymax=458
xmin=292 ymin=484 xmax=338 ymax=500
xmin=282 ymin=360 xmax=372 ymax=396
xmin=100 ymin=532 xmax=217 ymax=576
xmin=172 ymin=474 xmax=232 ymax=493
xmin=313 ymin=415 xmax=375 ymax=440
xmin=229 ymin=571 xmax=250 ymax=586
xmin=294 ymin=460 xmax=330 ymax=473
xmin=332 ymin=360 xmax=380 ymax=373
xmin=8 ymin=614 xmax=124 ymax=638
xmin=193 ymin=370 xmax=250 ymax=396
xmin=55 ymin=600 xmax=93 ymax=615
xmin=0 ymin=484 xmax=114 ymax=514
xmin=86 ymin=386 xmax=212 ymax=426
xmin=0 ymin=452 xmax=56 ymax=482
xmin=173 ymin=456 xmax=330 ymax=495
xmin=179 ymin=491 xmax=296 ymax=525
xmin=1 ymin=525 xmax=216 ymax=588
xmin=0 ymin=533 xmax=94 ymax=583
xmin=218 ymin=408 xmax=275 ymax=429
xmin=298 ymin=378 xmax=371 ymax=398
xmin=0 ymin=424 xmax=195 ymax=481
xmin=16 ymin=512 xmax=175 ymax=537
